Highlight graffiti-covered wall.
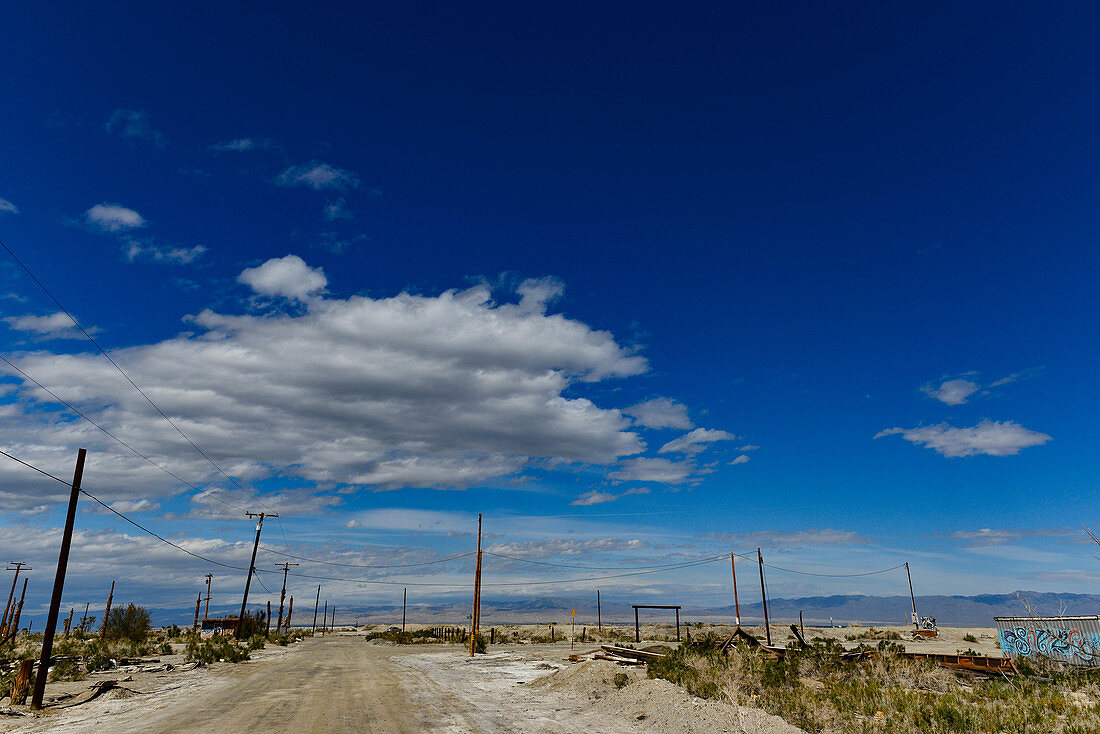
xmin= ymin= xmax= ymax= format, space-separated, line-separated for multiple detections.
xmin=994 ymin=616 xmax=1100 ymax=667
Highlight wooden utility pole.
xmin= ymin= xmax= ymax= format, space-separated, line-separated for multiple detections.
xmin=9 ymin=579 xmax=28 ymax=639
xmin=322 ymin=601 xmax=327 ymax=636
xmin=1 ymin=562 xmax=30 ymax=637
xmin=266 ymin=601 xmax=271 ymax=636
xmin=757 ymin=548 xmax=771 ymax=646
xmin=731 ymin=552 xmax=741 ymax=627
xmin=99 ymin=580 xmax=115 ymax=639
xmin=31 ymin=447 xmax=86 ymax=710
xmin=203 ymin=573 xmax=213 ymax=621
xmin=906 ymin=562 xmax=918 ymax=628
xmin=237 ymin=512 xmax=277 ymax=639
xmin=79 ymin=602 xmax=90 ymax=634
xmin=193 ymin=594 xmax=201 ymax=632
xmin=402 ymin=587 xmax=407 ymax=632
xmin=285 ymin=596 xmax=293 ymax=633
xmin=597 ymin=590 xmax=602 ymax=630
xmin=312 ymin=585 xmax=321 ymax=634
xmin=64 ymin=607 xmax=74 ymax=638
xmin=331 ymin=606 xmax=336 ymax=632
xmin=469 ymin=513 xmax=482 ymax=657
xmin=276 ymin=562 xmax=297 ymax=631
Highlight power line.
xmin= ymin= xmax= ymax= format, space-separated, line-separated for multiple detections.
xmin=0 ymin=238 xmax=270 ymax=514
xmin=483 ymin=549 xmax=727 ymax=571
xmin=0 ymin=356 xmax=248 ymax=513
xmin=259 ymin=545 xmax=477 ymax=569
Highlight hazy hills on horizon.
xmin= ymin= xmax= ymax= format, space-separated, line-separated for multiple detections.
xmin=149 ymin=590 xmax=1100 ymax=628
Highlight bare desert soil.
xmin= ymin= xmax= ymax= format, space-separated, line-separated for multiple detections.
xmin=1 ymin=633 xmax=804 ymax=733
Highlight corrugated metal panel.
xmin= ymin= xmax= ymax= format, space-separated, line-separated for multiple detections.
xmin=993 ymin=615 xmax=1100 ymax=667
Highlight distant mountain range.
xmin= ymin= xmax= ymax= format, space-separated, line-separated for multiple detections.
xmin=147 ymin=591 xmax=1100 ymax=628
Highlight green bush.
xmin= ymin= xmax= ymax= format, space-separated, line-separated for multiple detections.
xmin=103 ymin=603 xmax=151 ymax=642
xmin=963 ymin=633 xmax=978 ymax=643
xmin=185 ymin=636 xmax=250 ymax=664
xmin=472 ymin=633 xmax=487 ymax=654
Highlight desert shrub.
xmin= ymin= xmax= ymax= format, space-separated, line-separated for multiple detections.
xmin=81 ymin=638 xmax=116 ymax=672
xmin=613 ymin=672 xmax=630 ymax=689
xmin=185 ymin=636 xmax=250 ymax=664
xmin=472 ymin=634 xmax=487 ymax=654
xmin=48 ymin=658 xmax=84 ymax=682
xmin=649 ymin=638 xmax=1100 ymax=733
xmin=963 ymin=633 xmax=978 ymax=643
xmin=103 ymin=603 xmax=151 ymax=642
xmin=247 ymin=634 xmax=266 ymax=650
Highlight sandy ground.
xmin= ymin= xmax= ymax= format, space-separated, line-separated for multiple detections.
xmin=1 ymin=633 xmax=803 ymax=734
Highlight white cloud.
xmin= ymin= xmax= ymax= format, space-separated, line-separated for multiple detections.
xmin=104 ymin=109 xmax=166 ymax=147
xmin=609 ymin=457 xmax=694 ymax=484
xmin=0 ymin=197 xmax=18 ymax=215
xmin=3 ymin=312 xmax=84 ymax=339
xmin=85 ymin=203 xmax=146 ymax=232
xmin=275 ymin=161 xmax=360 ymax=191
xmin=1 ymin=277 xmax=648 ymax=508
xmin=658 ymin=427 xmax=736 ymax=455
xmin=729 ymin=455 xmax=750 ymax=465
xmin=516 ymin=277 xmax=564 ymax=314
xmin=944 ymin=527 xmax=1076 ymax=545
xmin=571 ymin=487 xmax=649 ymax=506
xmin=486 ymin=538 xmax=647 ymax=558
xmin=623 ymin=398 xmax=693 ymax=430
xmin=238 ymin=255 xmax=328 ymax=301
xmin=323 ymin=198 xmax=353 ymax=221
xmin=922 ymin=378 xmax=980 ymax=405
xmin=125 ymin=241 xmax=206 ymax=265
xmin=703 ymin=529 xmax=870 ymax=547
xmin=210 ymin=137 xmax=272 ymax=152
xmin=738 ymin=444 xmax=760 ymax=452
xmin=344 ymin=519 xmax=361 ymax=528
xmin=875 ymin=419 xmax=1051 ymax=457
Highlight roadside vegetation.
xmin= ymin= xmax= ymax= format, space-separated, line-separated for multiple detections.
xmin=648 ymin=632 xmax=1100 ymax=733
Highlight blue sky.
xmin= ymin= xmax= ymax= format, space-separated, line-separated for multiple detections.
xmin=1 ymin=2 xmax=1098 ymax=623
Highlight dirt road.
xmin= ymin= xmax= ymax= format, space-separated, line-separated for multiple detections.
xmin=9 ymin=635 xmax=800 ymax=733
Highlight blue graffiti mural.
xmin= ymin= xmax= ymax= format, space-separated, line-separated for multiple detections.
xmin=998 ymin=626 xmax=1100 ymax=664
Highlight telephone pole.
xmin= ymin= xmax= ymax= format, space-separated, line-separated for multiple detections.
xmin=237 ymin=512 xmax=278 ymax=639
xmin=906 ymin=562 xmax=918 ymax=628
xmin=469 ymin=513 xmax=482 ymax=658
xmin=31 ymin=448 xmax=87 ymax=710
xmin=757 ymin=548 xmax=771 ymax=646
xmin=312 ymin=585 xmax=321 ymax=634
xmin=203 ymin=573 xmax=213 ymax=621
xmin=285 ymin=596 xmax=293 ymax=633
xmin=731 ymin=552 xmax=741 ymax=627
xmin=276 ymin=562 xmax=298 ymax=631
xmin=1 ymin=562 xmax=30 ymax=637
xmin=99 ymin=580 xmax=115 ymax=639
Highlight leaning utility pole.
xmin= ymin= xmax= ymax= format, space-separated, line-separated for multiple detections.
xmin=757 ymin=548 xmax=771 ymax=646
xmin=731 ymin=552 xmax=741 ymax=627
xmin=4 ymin=579 xmax=28 ymax=643
xmin=203 ymin=573 xmax=213 ymax=621
xmin=469 ymin=513 xmax=482 ymax=658
xmin=236 ymin=512 xmax=278 ymax=639
xmin=597 ymin=590 xmax=602 ymax=630
xmin=63 ymin=607 xmax=74 ymax=638
xmin=99 ymin=580 xmax=115 ymax=639
xmin=402 ymin=587 xmax=407 ymax=632
xmin=906 ymin=562 xmax=918 ymax=628
xmin=1 ymin=562 xmax=30 ymax=637
xmin=322 ymin=601 xmax=327 ymax=636
xmin=312 ymin=585 xmax=321 ymax=634
xmin=31 ymin=448 xmax=87 ymax=710
xmin=285 ymin=596 xmax=293 ymax=633
xmin=276 ymin=562 xmax=297 ymax=631
xmin=193 ymin=594 xmax=201 ymax=632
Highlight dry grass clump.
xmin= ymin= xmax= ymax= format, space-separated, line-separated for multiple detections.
xmin=648 ymin=633 xmax=1100 ymax=733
